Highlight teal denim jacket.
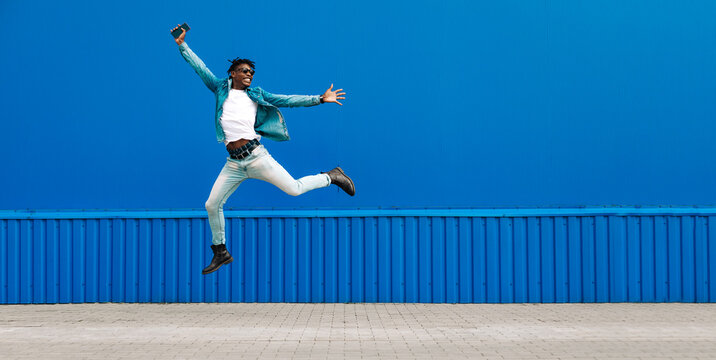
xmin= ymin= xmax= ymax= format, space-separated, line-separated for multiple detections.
xmin=178 ymin=42 xmax=321 ymax=142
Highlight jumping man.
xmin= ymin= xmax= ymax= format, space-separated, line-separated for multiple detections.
xmin=171 ymin=24 xmax=355 ymax=275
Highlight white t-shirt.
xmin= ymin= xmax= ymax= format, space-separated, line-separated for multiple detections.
xmin=220 ymin=89 xmax=260 ymax=144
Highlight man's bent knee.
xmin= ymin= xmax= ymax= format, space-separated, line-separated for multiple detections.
xmin=205 ymin=199 xmax=220 ymax=212
xmin=283 ymin=186 xmax=302 ymax=197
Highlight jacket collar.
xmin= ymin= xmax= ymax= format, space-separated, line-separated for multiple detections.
xmin=226 ymin=78 xmax=256 ymax=93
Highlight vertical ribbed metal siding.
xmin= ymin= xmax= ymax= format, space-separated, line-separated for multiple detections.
xmin=1 ymin=214 xmax=714 ymax=303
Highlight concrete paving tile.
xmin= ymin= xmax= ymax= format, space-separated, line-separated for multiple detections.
xmin=2 ymin=303 xmax=716 ymax=359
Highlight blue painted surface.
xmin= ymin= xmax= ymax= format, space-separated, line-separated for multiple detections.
xmin=2 ymin=1 xmax=716 ymax=210
xmin=1 ymin=208 xmax=715 ymax=304
xmin=2 ymin=1 xmax=716 ymax=304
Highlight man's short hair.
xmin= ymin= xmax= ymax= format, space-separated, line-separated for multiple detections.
xmin=227 ymin=58 xmax=256 ymax=75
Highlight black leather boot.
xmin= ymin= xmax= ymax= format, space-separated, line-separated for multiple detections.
xmin=202 ymin=244 xmax=233 ymax=275
xmin=323 ymin=167 xmax=355 ymax=196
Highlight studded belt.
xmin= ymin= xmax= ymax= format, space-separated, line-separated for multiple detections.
xmin=228 ymin=139 xmax=260 ymax=160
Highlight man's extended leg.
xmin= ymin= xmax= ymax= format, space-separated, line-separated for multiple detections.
xmin=247 ymin=146 xmax=331 ymax=196
xmin=203 ymin=160 xmax=247 ymax=274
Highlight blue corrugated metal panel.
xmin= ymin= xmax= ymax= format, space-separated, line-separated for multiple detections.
xmin=1 ymin=210 xmax=715 ymax=303
xmin=710 ymin=217 xmax=716 ymax=302
xmin=7 ymin=207 xmax=716 ymax=220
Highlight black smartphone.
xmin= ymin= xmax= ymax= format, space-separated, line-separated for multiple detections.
xmin=171 ymin=23 xmax=190 ymax=39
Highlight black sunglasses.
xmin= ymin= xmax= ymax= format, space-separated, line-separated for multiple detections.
xmin=236 ymin=68 xmax=255 ymax=75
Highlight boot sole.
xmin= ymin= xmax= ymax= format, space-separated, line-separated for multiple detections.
xmin=202 ymin=256 xmax=234 ymax=275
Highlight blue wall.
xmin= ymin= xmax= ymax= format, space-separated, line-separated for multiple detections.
xmin=2 ymin=0 xmax=716 ymax=210
xmin=2 ymin=208 xmax=715 ymax=304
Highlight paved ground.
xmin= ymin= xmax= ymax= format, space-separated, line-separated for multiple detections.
xmin=1 ymin=303 xmax=715 ymax=359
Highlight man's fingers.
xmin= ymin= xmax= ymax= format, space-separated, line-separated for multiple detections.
xmin=337 ymin=96 xmax=345 ymax=100
xmin=336 ymin=92 xmax=346 ymax=96
xmin=329 ymin=84 xmax=334 ymax=90
xmin=336 ymin=101 xmax=343 ymax=106
xmin=335 ymin=88 xmax=343 ymax=92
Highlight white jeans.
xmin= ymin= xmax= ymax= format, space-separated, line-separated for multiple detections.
xmin=205 ymin=145 xmax=330 ymax=245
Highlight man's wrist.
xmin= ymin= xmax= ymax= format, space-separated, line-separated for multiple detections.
xmin=319 ymin=95 xmax=324 ymax=104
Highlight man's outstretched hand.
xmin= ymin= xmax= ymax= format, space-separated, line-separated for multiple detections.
xmin=170 ymin=24 xmax=186 ymax=45
xmin=321 ymin=84 xmax=346 ymax=106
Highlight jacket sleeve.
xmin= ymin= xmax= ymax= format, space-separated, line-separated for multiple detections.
xmin=178 ymin=42 xmax=221 ymax=93
xmin=260 ymin=88 xmax=322 ymax=108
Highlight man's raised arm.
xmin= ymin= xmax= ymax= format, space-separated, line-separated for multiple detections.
xmin=170 ymin=24 xmax=221 ymax=93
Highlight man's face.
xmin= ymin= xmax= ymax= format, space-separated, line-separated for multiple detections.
xmin=231 ymin=64 xmax=254 ymax=89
